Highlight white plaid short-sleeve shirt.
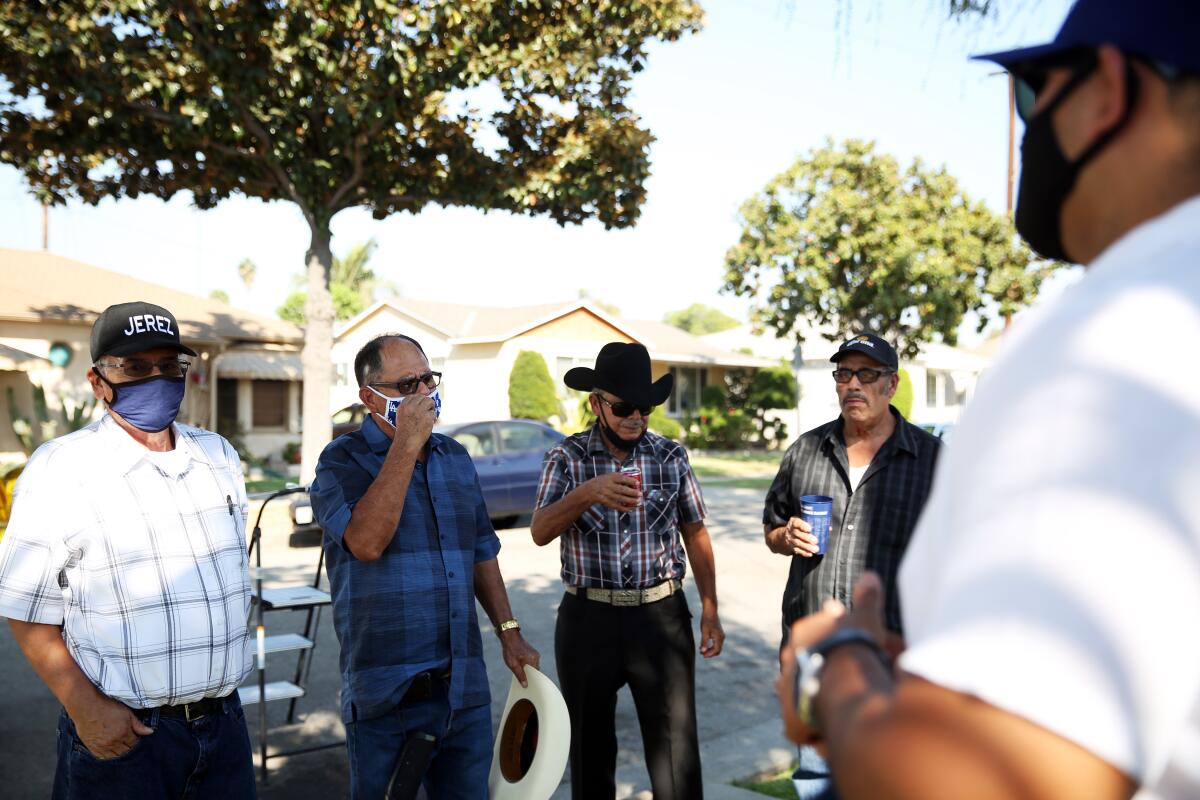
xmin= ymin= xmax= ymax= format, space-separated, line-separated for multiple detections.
xmin=0 ymin=414 xmax=253 ymax=708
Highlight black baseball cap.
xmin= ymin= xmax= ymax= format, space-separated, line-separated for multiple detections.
xmin=973 ymin=0 xmax=1200 ymax=77
xmin=830 ymin=334 xmax=898 ymax=371
xmin=90 ymin=301 xmax=198 ymax=362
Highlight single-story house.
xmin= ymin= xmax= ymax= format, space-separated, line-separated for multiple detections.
xmin=331 ymin=298 xmax=772 ymax=427
xmin=0 ymin=248 xmax=304 ymax=463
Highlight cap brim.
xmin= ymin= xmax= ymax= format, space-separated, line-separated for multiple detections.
xmin=971 ymin=41 xmax=1073 ymax=71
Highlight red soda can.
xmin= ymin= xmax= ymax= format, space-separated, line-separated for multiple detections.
xmin=621 ymin=467 xmax=641 ymax=491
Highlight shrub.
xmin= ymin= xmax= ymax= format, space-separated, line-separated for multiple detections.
xmin=647 ymin=407 xmax=682 ymax=440
xmin=508 ymin=351 xmax=560 ymax=422
xmin=893 ymin=367 xmax=914 ymax=419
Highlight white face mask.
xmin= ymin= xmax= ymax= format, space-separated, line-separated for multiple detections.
xmin=367 ymin=387 xmax=441 ymax=428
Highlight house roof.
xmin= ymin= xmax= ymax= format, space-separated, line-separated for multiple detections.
xmin=338 ymin=298 xmax=769 ymax=369
xmin=0 ymin=343 xmax=49 ymax=372
xmin=0 ymin=249 xmax=302 ymax=346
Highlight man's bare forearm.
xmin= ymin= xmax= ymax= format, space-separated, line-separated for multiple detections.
xmin=530 ymin=485 xmax=594 ymax=546
xmin=681 ymin=521 xmax=719 ymax=611
xmin=473 ymin=558 xmax=516 ymax=627
xmin=343 ymin=443 xmax=420 ymax=561
xmin=8 ymin=619 xmax=105 ymax=716
xmin=811 ymin=649 xmax=1135 ymax=800
xmin=763 ymin=523 xmax=791 ymax=555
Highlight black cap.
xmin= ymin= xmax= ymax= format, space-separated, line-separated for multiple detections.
xmin=90 ymin=301 xmax=198 ymax=362
xmin=973 ymin=0 xmax=1200 ymax=77
xmin=829 ymin=334 xmax=898 ymax=370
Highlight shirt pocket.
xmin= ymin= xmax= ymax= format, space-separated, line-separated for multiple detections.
xmin=642 ymin=480 xmax=680 ymax=535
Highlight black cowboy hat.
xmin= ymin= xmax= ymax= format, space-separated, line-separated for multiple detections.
xmin=564 ymin=342 xmax=673 ymax=408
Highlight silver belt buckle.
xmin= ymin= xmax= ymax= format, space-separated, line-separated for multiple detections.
xmin=612 ymin=589 xmax=640 ymax=607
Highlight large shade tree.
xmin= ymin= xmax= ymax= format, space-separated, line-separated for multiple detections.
xmin=723 ymin=139 xmax=1060 ymax=359
xmin=0 ymin=0 xmax=703 ymax=481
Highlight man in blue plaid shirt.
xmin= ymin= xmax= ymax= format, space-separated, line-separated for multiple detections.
xmin=310 ymin=333 xmax=539 ymax=800
xmin=531 ymin=341 xmax=723 ymax=800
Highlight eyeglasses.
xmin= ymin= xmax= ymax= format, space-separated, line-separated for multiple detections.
xmin=370 ymin=371 xmax=441 ymax=396
xmin=95 ymin=358 xmax=191 ymax=379
xmin=1012 ymin=49 xmax=1098 ymax=123
xmin=596 ymin=394 xmax=652 ymax=418
xmin=832 ymin=367 xmax=893 ymax=385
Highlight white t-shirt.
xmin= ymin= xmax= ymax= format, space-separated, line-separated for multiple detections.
xmin=899 ymin=195 xmax=1200 ymax=800
xmin=847 ymin=463 xmax=868 ymax=491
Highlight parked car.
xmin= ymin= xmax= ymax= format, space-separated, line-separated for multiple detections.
xmin=288 ymin=417 xmax=565 ymax=540
xmin=918 ymin=422 xmax=955 ymax=442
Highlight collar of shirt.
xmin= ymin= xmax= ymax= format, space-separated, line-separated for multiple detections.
xmin=584 ymin=422 xmax=653 ymax=460
xmin=361 ymin=414 xmax=449 ymax=456
xmin=824 ymin=406 xmax=919 ymax=459
xmin=99 ymin=413 xmax=203 ymax=478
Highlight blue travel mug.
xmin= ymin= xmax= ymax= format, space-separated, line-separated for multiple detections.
xmin=799 ymin=495 xmax=833 ymax=555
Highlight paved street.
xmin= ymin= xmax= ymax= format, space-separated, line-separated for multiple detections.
xmin=0 ymin=483 xmax=796 ymax=799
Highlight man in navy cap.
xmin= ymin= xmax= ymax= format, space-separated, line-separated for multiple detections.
xmin=778 ymin=2 xmax=1200 ymax=799
xmin=762 ymin=332 xmax=940 ymax=799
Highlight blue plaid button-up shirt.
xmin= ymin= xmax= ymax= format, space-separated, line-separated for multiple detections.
xmin=310 ymin=417 xmax=501 ymax=724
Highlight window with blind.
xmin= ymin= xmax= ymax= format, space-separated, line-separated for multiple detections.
xmin=251 ymin=380 xmax=288 ymax=429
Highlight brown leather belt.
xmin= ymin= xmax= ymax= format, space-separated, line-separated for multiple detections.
xmin=566 ymin=579 xmax=681 ymax=607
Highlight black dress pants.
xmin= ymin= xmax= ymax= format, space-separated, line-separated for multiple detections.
xmin=555 ymin=588 xmax=702 ymax=800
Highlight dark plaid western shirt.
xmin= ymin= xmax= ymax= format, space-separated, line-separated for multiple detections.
xmin=763 ymin=407 xmax=941 ymax=639
xmin=535 ymin=426 xmax=706 ymax=589
xmin=310 ymin=417 xmax=500 ymax=723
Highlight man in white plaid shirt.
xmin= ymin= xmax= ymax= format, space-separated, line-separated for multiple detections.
xmin=0 ymin=301 xmax=255 ymax=799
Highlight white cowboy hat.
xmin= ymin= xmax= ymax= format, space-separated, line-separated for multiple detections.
xmin=488 ymin=666 xmax=571 ymax=800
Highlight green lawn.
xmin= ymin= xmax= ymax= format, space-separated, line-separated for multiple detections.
xmin=700 ymin=477 xmax=773 ymax=491
xmin=690 ymin=450 xmax=782 ymax=479
xmin=734 ymin=765 xmax=798 ymax=798
xmin=245 ymin=477 xmax=291 ymax=494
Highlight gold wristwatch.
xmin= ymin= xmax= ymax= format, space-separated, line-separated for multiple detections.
xmin=495 ymin=618 xmax=521 ymax=636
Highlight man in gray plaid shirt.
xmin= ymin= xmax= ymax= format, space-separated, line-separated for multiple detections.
xmin=531 ymin=341 xmax=723 ymax=800
xmin=0 ymin=301 xmax=255 ymax=799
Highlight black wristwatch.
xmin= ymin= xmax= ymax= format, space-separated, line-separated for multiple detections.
xmin=793 ymin=627 xmax=889 ymax=733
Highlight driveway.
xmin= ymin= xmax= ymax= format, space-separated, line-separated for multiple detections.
xmin=0 ymin=484 xmax=796 ymax=799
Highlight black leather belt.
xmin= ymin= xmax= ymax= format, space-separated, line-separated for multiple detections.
xmin=155 ymin=695 xmax=226 ymax=721
xmin=401 ymin=670 xmax=451 ymax=705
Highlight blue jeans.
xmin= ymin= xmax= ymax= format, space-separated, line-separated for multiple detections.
xmin=792 ymin=744 xmax=839 ymax=800
xmin=52 ymin=693 xmax=255 ymax=800
xmin=345 ymin=682 xmax=492 ymax=800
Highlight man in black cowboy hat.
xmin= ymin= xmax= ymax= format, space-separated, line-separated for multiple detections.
xmin=531 ymin=341 xmax=723 ymax=800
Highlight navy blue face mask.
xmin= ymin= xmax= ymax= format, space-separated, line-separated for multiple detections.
xmin=101 ymin=374 xmax=186 ymax=432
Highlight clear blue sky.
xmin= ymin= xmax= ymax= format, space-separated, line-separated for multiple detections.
xmin=0 ymin=0 xmax=1077 ymax=344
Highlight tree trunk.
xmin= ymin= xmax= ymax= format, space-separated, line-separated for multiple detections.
xmin=299 ymin=219 xmax=334 ymax=485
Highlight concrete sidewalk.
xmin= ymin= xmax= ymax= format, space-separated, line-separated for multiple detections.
xmin=0 ymin=485 xmax=797 ymax=798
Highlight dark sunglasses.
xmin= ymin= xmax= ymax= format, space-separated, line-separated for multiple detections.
xmin=95 ymin=358 xmax=190 ymax=379
xmin=370 ymin=371 xmax=441 ymax=396
xmin=1012 ymin=49 xmax=1099 ymax=123
xmin=832 ymin=367 xmax=893 ymax=385
xmin=596 ymin=394 xmax=653 ymax=418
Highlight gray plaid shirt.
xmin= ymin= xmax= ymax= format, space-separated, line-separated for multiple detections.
xmin=763 ymin=407 xmax=941 ymax=639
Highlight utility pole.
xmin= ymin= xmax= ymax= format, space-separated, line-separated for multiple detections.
xmin=42 ymin=203 xmax=49 ymax=250
xmin=1004 ymin=73 xmax=1017 ymax=330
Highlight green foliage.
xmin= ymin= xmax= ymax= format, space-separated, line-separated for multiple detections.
xmin=6 ymin=384 xmax=97 ymax=456
xmin=723 ymin=139 xmax=1062 ymax=359
xmin=216 ymin=416 xmax=251 ymax=462
xmin=892 ymin=367 xmax=914 ymax=419
xmin=282 ymin=441 xmax=302 ymax=465
xmin=647 ymin=406 xmax=682 ymax=440
xmin=685 ymin=382 xmax=756 ymax=450
xmin=663 ymin=303 xmax=740 ymax=335
xmin=279 ymin=238 xmax=393 ymax=324
xmin=722 ymin=366 xmax=796 ymax=446
xmin=0 ymin=0 xmax=703 ymax=477
xmin=509 ymin=351 xmax=560 ymax=422
xmin=209 ymin=289 xmax=230 ymax=303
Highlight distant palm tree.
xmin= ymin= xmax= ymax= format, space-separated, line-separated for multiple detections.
xmin=237 ymin=258 xmax=256 ymax=290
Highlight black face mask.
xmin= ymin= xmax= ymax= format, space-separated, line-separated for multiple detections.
xmin=1015 ymin=58 xmax=1139 ymax=262
xmin=598 ymin=412 xmax=645 ymax=451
